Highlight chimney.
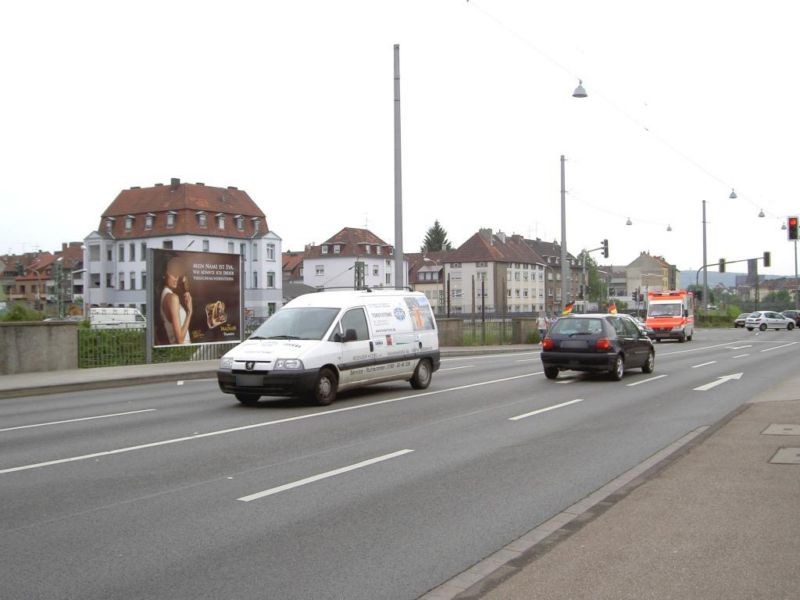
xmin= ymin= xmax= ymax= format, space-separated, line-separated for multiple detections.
xmin=496 ymin=230 xmax=507 ymax=243
xmin=62 ymin=243 xmax=67 ymax=251
xmin=170 ymin=177 xmax=180 ymax=190
xmin=479 ymin=228 xmax=493 ymax=244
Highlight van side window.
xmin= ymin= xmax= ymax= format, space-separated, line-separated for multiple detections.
xmin=339 ymin=308 xmax=370 ymax=341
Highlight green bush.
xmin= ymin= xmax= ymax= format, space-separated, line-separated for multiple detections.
xmin=0 ymin=302 xmax=44 ymax=322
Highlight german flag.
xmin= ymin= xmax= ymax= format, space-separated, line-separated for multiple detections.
xmin=608 ymin=303 xmax=618 ymax=314
xmin=561 ymin=302 xmax=574 ymax=316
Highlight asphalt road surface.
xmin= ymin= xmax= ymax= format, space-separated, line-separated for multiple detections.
xmin=2 ymin=328 xmax=797 ymax=600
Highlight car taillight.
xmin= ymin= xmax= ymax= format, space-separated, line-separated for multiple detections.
xmin=595 ymin=337 xmax=611 ymax=350
xmin=542 ymin=337 xmax=555 ymax=350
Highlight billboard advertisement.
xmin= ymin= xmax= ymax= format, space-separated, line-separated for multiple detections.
xmin=150 ymin=249 xmax=242 ymax=346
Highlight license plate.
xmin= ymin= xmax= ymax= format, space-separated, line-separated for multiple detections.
xmin=561 ymin=341 xmax=587 ymax=349
xmin=236 ymin=374 xmax=263 ymax=387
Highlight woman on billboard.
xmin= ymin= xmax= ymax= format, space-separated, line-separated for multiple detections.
xmin=160 ymin=256 xmax=192 ymax=344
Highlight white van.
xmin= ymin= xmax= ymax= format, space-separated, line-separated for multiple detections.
xmin=217 ymin=290 xmax=440 ymax=405
xmin=89 ymin=307 xmax=146 ymax=330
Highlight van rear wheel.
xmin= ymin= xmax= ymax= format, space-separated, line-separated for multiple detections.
xmin=311 ymin=368 xmax=337 ymax=405
xmin=410 ymin=359 xmax=432 ymax=390
xmin=235 ymin=393 xmax=260 ymax=406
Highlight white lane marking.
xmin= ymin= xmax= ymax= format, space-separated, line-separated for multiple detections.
xmin=732 ymin=354 xmax=749 ymax=359
xmin=693 ymin=372 xmax=743 ymax=392
xmin=516 ymin=358 xmax=539 ymax=363
xmin=509 ymin=398 xmax=584 ymax=421
xmin=0 ymin=409 xmax=156 ymax=433
xmin=177 ymin=381 xmax=184 ymax=386
xmin=726 ymin=345 xmax=752 ymax=350
xmin=237 ymin=449 xmax=414 ymax=502
xmin=556 ymin=379 xmax=575 ymax=385
xmin=761 ymin=341 xmax=799 ymax=353
xmin=626 ymin=375 xmax=668 ymax=387
xmin=658 ymin=342 xmax=740 ymax=356
xmin=442 ymin=351 xmax=539 ymax=362
xmin=0 ymin=372 xmax=537 ymax=475
xmin=691 ymin=361 xmax=717 ymax=369
xmin=438 ymin=365 xmax=474 ymax=372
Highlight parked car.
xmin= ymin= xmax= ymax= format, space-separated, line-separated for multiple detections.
xmin=540 ymin=313 xmax=655 ymax=381
xmin=781 ymin=310 xmax=800 ymax=326
xmin=745 ymin=311 xmax=795 ymax=332
xmin=733 ymin=313 xmax=749 ymax=328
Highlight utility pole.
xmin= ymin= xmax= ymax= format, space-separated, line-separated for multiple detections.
xmin=393 ymin=44 xmax=404 ymax=290
xmin=702 ymin=200 xmax=708 ymax=314
xmin=560 ymin=155 xmax=569 ymax=312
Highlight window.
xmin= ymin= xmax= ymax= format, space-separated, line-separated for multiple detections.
xmin=118 ymin=273 xmax=125 ymax=290
xmin=514 ymin=272 xmax=520 ymax=281
xmin=129 ymin=243 xmax=136 ymax=262
xmin=130 ymin=272 xmax=136 ymax=290
xmin=106 ymin=273 xmax=113 ymax=288
xmin=321 ymin=245 xmax=329 ymax=254
xmin=166 ymin=212 xmax=176 ymax=228
xmin=197 ymin=212 xmax=207 ymax=227
xmin=162 ymin=240 xmax=173 ymax=249
xmin=105 ymin=218 xmax=114 ymax=234
xmin=252 ymin=243 xmax=258 ymax=261
xmin=523 ymin=289 xmax=529 ymax=298
xmin=216 ymin=214 xmax=225 ymax=229
xmin=315 ymin=265 xmax=325 ymax=276
xmin=523 ymin=272 xmax=529 ymax=281
xmin=376 ymin=246 xmax=382 ymax=255
xmin=365 ymin=245 xmax=371 ymax=254
xmin=268 ymin=302 xmax=276 ymax=316
xmin=477 ymin=261 xmax=488 ymax=267
xmin=125 ymin=216 xmax=134 ymax=231
xmin=202 ymin=239 xmax=209 ymax=252
xmin=333 ymin=244 xmax=341 ymax=254
xmin=240 ymin=243 xmax=246 ymax=258
xmin=385 ymin=273 xmax=391 ymax=285
xmin=253 ymin=271 xmax=258 ymax=288
xmin=372 ymin=265 xmax=379 ymax=276
xmin=228 ymin=241 xmax=234 ymax=253
xmin=118 ymin=244 xmax=125 ymax=262
xmin=267 ymin=271 xmax=275 ymax=288
xmin=141 ymin=271 xmax=147 ymax=290
xmin=252 ymin=218 xmax=261 ymax=233
xmin=235 ymin=216 xmax=244 ymax=231
xmin=266 ymin=243 xmax=275 ymax=261
xmin=145 ymin=214 xmax=154 ymax=230
xmin=89 ymin=244 xmax=100 ymax=261
xmin=515 ymin=289 xmax=521 ymax=298
xmin=338 ymin=308 xmax=370 ymax=341
xmin=141 ymin=242 xmax=147 ymax=260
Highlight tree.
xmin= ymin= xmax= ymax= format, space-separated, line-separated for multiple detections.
xmin=421 ymin=220 xmax=452 ymax=252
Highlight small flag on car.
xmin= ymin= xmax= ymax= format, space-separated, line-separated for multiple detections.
xmin=561 ymin=302 xmax=574 ymax=316
xmin=608 ymin=303 xmax=618 ymax=314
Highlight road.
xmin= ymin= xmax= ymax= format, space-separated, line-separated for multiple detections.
xmin=1 ymin=328 xmax=797 ymax=599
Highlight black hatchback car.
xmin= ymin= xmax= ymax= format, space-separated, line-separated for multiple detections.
xmin=540 ymin=314 xmax=655 ymax=381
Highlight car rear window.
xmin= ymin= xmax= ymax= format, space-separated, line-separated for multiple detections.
xmin=550 ymin=318 xmax=605 ymax=335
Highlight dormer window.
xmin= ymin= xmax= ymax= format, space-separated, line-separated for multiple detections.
xmin=125 ymin=215 xmax=134 ymax=231
xmin=251 ymin=217 xmax=260 ymax=233
xmin=321 ymin=245 xmax=329 ymax=255
xmin=376 ymin=246 xmax=382 ymax=255
xmin=216 ymin=213 xmax=225 ymax=229
xmin=333 ymin=244 xmax=341 ymax=254
xmin=365 ymin=245 xmax=371 ymax=254
xmin=105 ymin=217 xmax=115 ymax=234
xmin=166 ymin=211 xmax=177 ymax=228
xmin=145 ymin=213 xmax=154 ymax=230
xmin=235 ymin=215 xmax=244 ymax=231
xmin=196 ymin=211 xmax=207 ymax=227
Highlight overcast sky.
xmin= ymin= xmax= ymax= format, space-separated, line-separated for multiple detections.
xmin=2 ymin=0 xmax=799 ymax=276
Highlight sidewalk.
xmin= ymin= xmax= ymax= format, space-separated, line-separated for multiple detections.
xmin=427 ymin=375 xmax=800 ymax=600
xmin=0 ymin=345 xmax=536 ymax=399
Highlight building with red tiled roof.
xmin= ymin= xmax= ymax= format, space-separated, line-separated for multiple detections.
xmin=4 ymin=242 xmax=85 ymax=313
xmin=407 ymin=250 xmax=453 ymax=314
xmin=282 ymin=251 xmax=305 ymax=283
xmin=301 ymin=227 xmax=407 ymax=290
xmin=83 ymin=178 xmax=282 ymax=318
xmin=441 ymin=229 xmax=547 ymax=315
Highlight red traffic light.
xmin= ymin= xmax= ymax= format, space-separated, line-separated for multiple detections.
xmin=789 ymin=216 xmax=799 ymax=241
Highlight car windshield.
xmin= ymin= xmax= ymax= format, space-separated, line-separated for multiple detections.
xmin=550 ymin=317 xmax=605 ymax=336
xmin=648 ymin=303 xmax=681 ymax=317
xmin=250 ymin=307 xmax=339 ymax=341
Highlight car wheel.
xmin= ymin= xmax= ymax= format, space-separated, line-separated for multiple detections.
xmin=410 ymin=359 xmax=432 ymax=389
xmin=687 ymin=333 xmax=693 ymax=341
xmin=235 ymin=393 xmax=260 ymax=406
xmin=788 ymin=322 xmax=795 ymax=331
xmin=747 ymin=327 xmax=753 ymax=331
xmin=311 ymin=368 xmax=337 ymax=405
xmin=609 ymin=355 xmax=624 ymax=381
xmin=544 ymin=366 xmax=559 ymax=380
xmin=759 ymin=323 xmax=767 ymax=331
xmin=641 ymin=350 xmax=655 ymax=374
xmin=678 ymin=335 xmax=686 ymax=343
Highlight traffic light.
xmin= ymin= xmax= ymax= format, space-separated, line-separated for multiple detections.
xmin=602 ymin=239 xmax=609 ymax=259
xmin=719 ymin=258 xmax=726 ymax=273
xmin=763 ymin=251 xmax=771 ymax=268
xmin=639 ymin=293 xmax=644 ymax=303
xmin=631 ymin=290 xmax=637 ymax=301
xmin=789 ymin=216 xmax=798 ymax=240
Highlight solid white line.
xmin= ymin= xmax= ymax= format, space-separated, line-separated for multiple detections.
xmin=626 ymin=375 xmax=668 ymax=387
xmin=237 ymin=449 xmax=414 ymax=502
xmin=691 ymin=361 xmax=717 ymax=369
xmin=658 ymin=342 xmax=739 ymax=356
xmin=726 ymin=345 xmax=752 ymax=350
xmin=732 ymin=354 xmax=749 ymax=359
xmin=761 ymin=341 xmax=799 ymax=353
xmin=438 ymin=365 xmax=473 ymax=372
xmin=509 ymin=398 xmax=584 ymax=421
xmin=515 ymin=358 xmax=539 ymax=363
xmin=0 ymin=409 xmax=156 ymax=433
xmin=442 ymin=351 xmax=539 ymax=362
xmin=0 ymin=372 xmax=537 ymax=475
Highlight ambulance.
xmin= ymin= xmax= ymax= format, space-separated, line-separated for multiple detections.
xmin=217 ymin=290 xmax=440 ymax=405
xmin=645 ymin=290 xmax=694 ymax=342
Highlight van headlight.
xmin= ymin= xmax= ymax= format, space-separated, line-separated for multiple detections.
xmin=274 ymin=358 xmax=304 ymax=370
xmin=219 ymin=357 xmax=234 ymax=370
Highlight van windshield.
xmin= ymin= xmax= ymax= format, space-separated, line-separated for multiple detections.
xmin=648 ymin=303 xmax=682 ymax=317
xmin=250 ymin=307 xmax=339 ymax=341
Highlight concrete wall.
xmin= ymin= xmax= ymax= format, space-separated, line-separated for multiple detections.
xmin=0 ymin=322 xmax=79 ymax=374
xmin=436 ymin=318 xmax=463 ymax=347
xmin=512 ymin=317 xmax=539 ymax=344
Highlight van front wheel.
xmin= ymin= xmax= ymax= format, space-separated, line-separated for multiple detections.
xmin=410 ymin=359 xmax=432 ymax=390
xmin=311 ymin=368 xmax=337 ymax=405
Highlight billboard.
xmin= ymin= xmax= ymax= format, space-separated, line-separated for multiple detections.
xmin=149 ymin=249 xmax=242 ymax=346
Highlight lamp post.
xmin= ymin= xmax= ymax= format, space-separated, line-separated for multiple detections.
xmin=702 ymin=200 xmax=709 ymax=314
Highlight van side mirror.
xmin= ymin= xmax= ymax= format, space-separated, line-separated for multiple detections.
xmin=333 ymin=332 xmax=343 ymax=343
xmin=684 ymin=309 xmax=689 ymax=317
xmin=344 ymin=328 xmax=358 ymax=342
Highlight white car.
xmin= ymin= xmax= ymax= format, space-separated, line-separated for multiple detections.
xmin=745 ymin=311 xmax=795 ymax=332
